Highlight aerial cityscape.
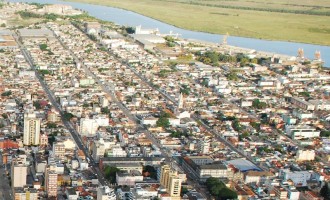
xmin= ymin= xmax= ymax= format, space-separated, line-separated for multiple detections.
xmin=0 ymin=1 xmax=330 ymax=200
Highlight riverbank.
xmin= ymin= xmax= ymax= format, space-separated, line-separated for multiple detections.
xmin=64 ymin=0 xmax=330 ymax=46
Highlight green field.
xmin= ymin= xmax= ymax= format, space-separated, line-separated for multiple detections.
xmin=66 ymin=0 xmax=330 ymax=45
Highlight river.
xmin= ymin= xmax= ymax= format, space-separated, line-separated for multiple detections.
xmin=8 ymin=0 xmax=330 ymax=67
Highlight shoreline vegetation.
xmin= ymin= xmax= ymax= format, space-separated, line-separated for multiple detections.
xmin=63 ymin=0 xmax=330 ymax=46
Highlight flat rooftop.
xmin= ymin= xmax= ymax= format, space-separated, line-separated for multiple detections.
xmin=18 ymin=28 xmax=54 ymax=38
xmin=0 ymin=30 xmax=17 ymax=47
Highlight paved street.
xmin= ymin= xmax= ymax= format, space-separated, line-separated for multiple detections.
xmin=13 ymin=32 xmax=107 ymax=186
xmin=0 ymin=153 xmax=13 ymax=200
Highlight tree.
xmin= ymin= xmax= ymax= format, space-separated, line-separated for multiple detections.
xmin=181 ymin=186 xmax=189 ymax=196
xmin=63 ymin=112 xmax=74 ymax=121
xmin=320 ymin=130 xmax=330 ymax=137
xmin=320 ymin=182 xmax=330 ymax=200
xmin=101 ymin=107 xmax=110 ymax=114
xmin=2 ymin=113 xmax=8 ymax=119
xmin=39 ymin=44 xmax=48 ymax=51
xmin=47 ymin=122 xmax=57 ymax=129
xmin=250 ymin=122 xmax=260 ymax=131
xmin=180 ymin=85 xmax=190 ymax=95
xmin=252 ymin=99 xmax=267 ymax=109
xmin=33 ymin=101 xmax=41 ymax=110
xmin=104 ymin=166 xmax=120 ymax=184
xmin=1 ymin=90 xmax=12 ymax=97
xmin=156 ymin=117 xmax=170 ymax=128
xmin=206 ymin=177 xmax=237 ymax=200
xmin=125 ymin=26 xmax=135 ymax=34
xmin=226 ymin=71 xmax=238 ymax=81
xmin=196 ymin=51 xmax=219 ymax=65
xmin=232 ymin=119 xmax=242 ymax=132
xmin=299 ymin=91 xmax=310 ymax=98
xmin=219 ymin=187 xmax=238 ymax=200
xmin=48 ymin=134 xmax=56 ymax=146
xmin=143 ymin=165 xmax=157 ymax=179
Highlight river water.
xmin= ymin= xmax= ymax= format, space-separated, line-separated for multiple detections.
xmin=9 ymin=0 xmax=330 ymax=67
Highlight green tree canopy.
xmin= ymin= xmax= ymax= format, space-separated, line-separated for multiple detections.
xmin=156 ymin=117 xmax=170 ymax=128
xmin=320 ymin=182 xmax=330 ymax=200
xmin=104 ymin=166 xmax=121 ymax=184
xmin=206 ymin=177 xmax=237 ymax=200
xmin=252 ymin=99 xmax=268 ymax=109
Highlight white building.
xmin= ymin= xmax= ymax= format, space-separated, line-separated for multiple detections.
xmin=45 ymin=167 xmax=58 ymax=198
xmin=244 ymin=171 xmax=274 ymax=185
xmin=309 ymin=100 xmax=330 ymax=110
xmin=141 ymin=117 xmax=157 ymax=126
xmin=197 ymin=140 xmax=210 ymax=154
xmin=94 ymin=115 xmax=110 ymax=127
xmin=169 ymin=118 xmax=181 ymax=126
xmin=116 ymin=171 xmax=143 ymax=186
xmin=285 ymin=125 xmax=320 ymax=140
xmin=279 ymin=169 xmax=312 ymax=187
xmin=11 ymin=163 xmax=27 ymax=188
xmin=97 ymin=186 xmax=116 ymax=200
xmin=23 ymin=112 xmax=41 ymax=146
xmin=296 ymin=150 xmax=315 ymax=161
xmin=79 ymin=118 xmax=99 ymax=136
xmin=107 ymin=146 xmax=127 ymax=157
xmin=92 ymin=141 xmax=105 ymax=163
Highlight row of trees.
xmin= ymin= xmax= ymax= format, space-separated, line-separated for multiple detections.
xmin=17 ymin=11 xmax=61 ymax=21
xmin=196 ymin=51 xmax=257 ymax=66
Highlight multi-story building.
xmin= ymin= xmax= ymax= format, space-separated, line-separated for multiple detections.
xmin=47 ymin=110 xmax=60 ymax=122
xmin=39 ymin=134 xmax=48 ymax=147
xmin=92 ymin=140 xmax=105 ymax=163
xmin=182 ymin=156 xmax=229 ymax=181
xmin=244 ymin=171 xmax=274 ymax=185
xmin=53 ymin=142 xmax=65 ymax=159
xmin=300 ymin=191 xmax=324 ymax=200
xmin=116 ymin=171 xmax=143 ymax=186
xmin=14 ymin=187 xmax=38 ymax=200
xmin=78 ymin=118 xmax=99 ymax=136
xmin=23 ymin=112 xmax=41 ymax=146
xmin=279 ymin=169 xmax=312 ymax=187
xmin=296 ymin=150 xmax=315 ymax=161
xmin=11 ymin=162 xmax=27 ymax=188
xmin=309 ymin=100 xmax=330 ymax=111
xmin=197 ymin=140 xmax=210 ymax=154
xmin=290 ymin=97 xmax=315 ymax=111
xmin=273 ymin=186 xmax=288 ymax=200
xmin=45 ymin=166 xmax=58 ymax=198
xmin=285 ymin=125 xmax=320 ymax=140
xmin=160 ymin=165 xmax=182 ymax=199
xmin=97 ymin=186 xmax=116 ymax=200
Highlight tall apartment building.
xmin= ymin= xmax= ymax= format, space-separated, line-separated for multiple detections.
xmin=92 ymin=141 xmax=105 ymax=163
xmin=160 ymin=165 xmax=182 ymax=199
xmin=45 ymin=166 xmax=58 ymax=198
xmin=11 ymin=161 xmax=27 ymax=188
xmin=23 ymin=112 xmax=41 ymax=146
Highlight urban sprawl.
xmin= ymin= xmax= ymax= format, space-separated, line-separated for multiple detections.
xmin=0 ymin=2 xmax=329 ymax=200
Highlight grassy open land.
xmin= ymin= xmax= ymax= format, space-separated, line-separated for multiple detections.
xmin=7 ymin=16 xmax=44 ymax=28
xmin=65 ymin=0 xmax=330 ymax=45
